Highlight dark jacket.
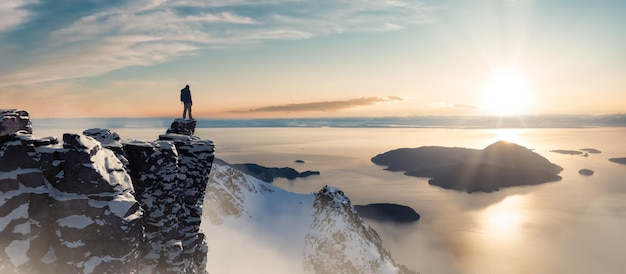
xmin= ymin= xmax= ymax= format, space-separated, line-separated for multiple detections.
xmin=180 ymin=87 xmax=192 ymax=103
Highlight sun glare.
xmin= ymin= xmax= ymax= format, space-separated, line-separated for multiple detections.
xmin=490 ymin=128 xmax=523 ymax=144
xmin=479 ymin=71 xmax=533 ymax=116
xmin=480 ymin=195 xmax=527 ymax=240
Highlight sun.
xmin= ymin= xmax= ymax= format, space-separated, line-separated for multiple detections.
xmin=479 ymin=70 xmax=533 ymax=116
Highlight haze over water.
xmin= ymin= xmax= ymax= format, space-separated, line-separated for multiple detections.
xmin=200 ymin=126 xmax=626 ymax=274
xmin=33 ymin=123 xmax=626 ymax=273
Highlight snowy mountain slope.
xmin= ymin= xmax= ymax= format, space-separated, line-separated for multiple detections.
xmin=203 ymin=163 xmax=417 ymax=274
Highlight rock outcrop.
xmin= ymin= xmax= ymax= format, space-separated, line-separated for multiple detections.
xmin=0 ymin=109 xmax=32 ymax=137
xmin=0 ymin=110 xmax=214 ymax=273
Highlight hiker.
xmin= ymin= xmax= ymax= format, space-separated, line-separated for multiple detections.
xmin=180 ymin=85 xmax=193 ymax=119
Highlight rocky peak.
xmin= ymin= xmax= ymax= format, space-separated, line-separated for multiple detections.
xmin=166 ymin=118 xmax=196 ymax=136
xmin=0 ymin=109 xmax=214 ymax=274
xmin=205 ymin=163 xmax=417 ymax=274
xmin=0 ymin=109 xmax=32 ymax=137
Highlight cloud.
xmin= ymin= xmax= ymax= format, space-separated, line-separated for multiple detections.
xmin=0 ymin=0 xmax=438 ymax=87
xmin=0 ymin=0 xmax=36 ymax=32
xmin=235 ymin=96 xmax=403 ymax=113
xmin=430 ymin=102 xmax=477 ymax=111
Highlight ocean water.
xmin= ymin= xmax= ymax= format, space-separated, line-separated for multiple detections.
xmin=196 ymin=127 xmax=626 ymax=274
xmin=34 ymin=124 xmax=626 ymax=274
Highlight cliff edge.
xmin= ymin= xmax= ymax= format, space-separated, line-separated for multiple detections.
xmin=0 ymin=110 xmax=214 ymax=273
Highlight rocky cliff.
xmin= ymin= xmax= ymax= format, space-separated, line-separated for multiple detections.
xmin=0 ymin=110 xmax=214 ymax=273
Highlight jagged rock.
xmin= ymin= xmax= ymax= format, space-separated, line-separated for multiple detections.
xmin=122 ymin=121 xmax=214 ymax=273
xmin=166 ymin=118 xmax=196 ymax=136
xmin=1 ymin=129 xmax=143 ymax=273
xmin=0 ymin=110 xmax=214 ymax=274
xmin=0 ymin=132 xmax=49 ymax=273
xmin=0 ymin=109 xmax=32 ymax=137
xmin=83 ymin=128 xmax=130 ymax=170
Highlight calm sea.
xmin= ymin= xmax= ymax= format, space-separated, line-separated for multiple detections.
xmin=33 ymin=120 xmax=626 ymax=274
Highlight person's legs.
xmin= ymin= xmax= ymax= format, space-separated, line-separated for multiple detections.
xmin=183 ymin=103 xmax=192 ymax=119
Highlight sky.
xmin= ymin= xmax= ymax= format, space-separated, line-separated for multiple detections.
xmin=1 ymin=0 xmax=625 ymax=119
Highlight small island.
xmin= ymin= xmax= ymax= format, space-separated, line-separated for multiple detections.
xmin=580 ymin=148 xmax=602 ymax=154
xmin=354 ymin=203 xmax=420 ymax=223
xmin=551 ymin=149 xmax=584 ymax=155
xmin=578 ymin=169 xmax=594 ymax=176
xmin=551 ymin=148 xmax=602 ymax=156
xmin=215 ymin=158 xmax=320 ymax=182
xmin=372 ymin=141 xmax=563 ymax=193
xmin=609 ymin=158 xmax=626 ymax=165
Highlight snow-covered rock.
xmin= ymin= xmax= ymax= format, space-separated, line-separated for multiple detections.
xmin=0 ymin=109 xmax=32 ymax=137
xmin=0 ymin=110 xmax=214 ymax=274
xmin=204 ymin=164 xmax=417 ymax=274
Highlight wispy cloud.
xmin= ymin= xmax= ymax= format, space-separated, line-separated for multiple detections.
xmin=430 ymin=102 xmax=477 ymax=111
xmin=0 ymin=0 xmax=438 ymax=87
xmin=235 ymin=96 xmax=403 ymax=113
xmin=0 ymin=0 xmax=36 ymax=32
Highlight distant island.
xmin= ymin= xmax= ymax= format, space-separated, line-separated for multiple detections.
xmin=551 ymin=148 xmax=602 ymax=156
xmin=371 ymin=141 xmax=563 ymax=193
xmin=581 ymin=148 xmax=602 ymax=154
xmin=609 ymin=158 xmax=626 ymax=165
xmin=354 ymin=203 xmax=420 ymax=223
xmin=214 ymin=158 xmax=320 ymax=182
xmin=551 ymin=149 xmax=584 ymax=155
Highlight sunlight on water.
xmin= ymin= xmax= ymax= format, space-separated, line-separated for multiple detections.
xmin=488 ymin=128 xmax=524 ymax=144
xmin=463 ymin=194 xmax=532 ymax=273
xmin=480 ymin=195 xmax=527 ymax=240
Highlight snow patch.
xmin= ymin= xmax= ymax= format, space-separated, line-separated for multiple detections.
xmin=108 ymin=194 xmax=138 ymax=218
xmin=0 ymin=203 xmax=28 ymax=231
xmin=5 ymin=239 xmax=29 ymax=266
xmin=58 ymin=215 xmax=94 ymax=229
xmin=12 ymin=221 xmax=30 ymax=235
xmin=0 ymin=168 xmax=40 ymax=180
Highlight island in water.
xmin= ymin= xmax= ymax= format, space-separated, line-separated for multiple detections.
xmin=609 ymin=157 xmax=626 ymax=165
xmin=354 ymin=203 xmax=420 ymax=223
xmin=579 ymin=169 xmax=594 ymax=176
xmin=371 ymin=141 xmax=563 ymax=193
xmin=551 ymin=147 xmax=602 ymax=156
xmin=214 ymin=158 xmax=320 ymax=182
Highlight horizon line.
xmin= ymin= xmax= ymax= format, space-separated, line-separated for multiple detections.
xmin=30 ymin=114 xmax=626 ymax=129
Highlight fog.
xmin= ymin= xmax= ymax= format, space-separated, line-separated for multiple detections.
xmin=34 ymin=126 xmax=626 ymax=273
xmin=200 ymin=127 xmax=626 ymax=274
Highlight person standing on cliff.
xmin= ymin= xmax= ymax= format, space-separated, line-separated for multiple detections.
xmin=180 ymin=84 xmax=193 ymax=120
